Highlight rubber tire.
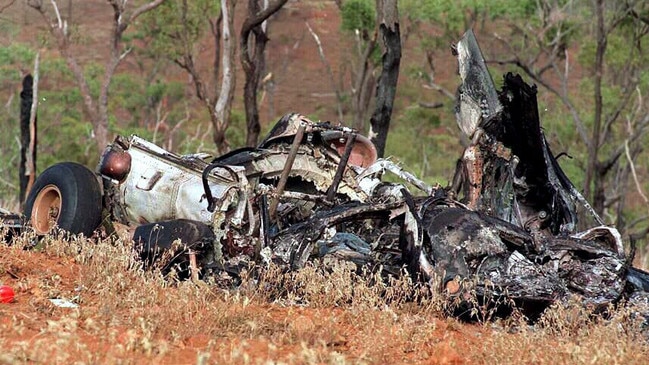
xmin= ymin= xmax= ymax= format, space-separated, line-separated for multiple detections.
xmin=24 ymin=162 xmax=102 ymax=237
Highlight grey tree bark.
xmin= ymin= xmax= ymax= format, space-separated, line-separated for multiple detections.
xmin=213 ymin=0 xmax=236 ymax=152
xmin=240 ymin=0 xmax=287 ymax=147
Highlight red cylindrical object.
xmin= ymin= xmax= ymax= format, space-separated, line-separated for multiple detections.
xmin=0 ymin=285 xmax=15 ymax=303
xmin=98 ymin=145 xmax=132 ymax=182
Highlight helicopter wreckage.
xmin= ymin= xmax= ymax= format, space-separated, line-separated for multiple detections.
xmin=16 ymin=30 xmax=649 ymax=318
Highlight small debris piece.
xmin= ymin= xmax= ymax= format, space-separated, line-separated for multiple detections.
xmin=0 ymin=285 xmax=15 ymax=303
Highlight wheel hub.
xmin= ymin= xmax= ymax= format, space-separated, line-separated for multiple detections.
xmin=31 ymin=185 xmax=62 ymax=234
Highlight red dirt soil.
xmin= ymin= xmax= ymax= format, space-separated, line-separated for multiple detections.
xmin=0 ymin=243 xmax=477 ymax=364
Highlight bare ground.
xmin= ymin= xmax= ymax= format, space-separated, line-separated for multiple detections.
xmin=1 ymin=232 xmax=649 ymax=364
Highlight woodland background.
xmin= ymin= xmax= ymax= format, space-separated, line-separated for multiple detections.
xmin=1 ymin=0 xmax=649 ymax=248
xmin=3 ymin=2 xmax=649 ymax=364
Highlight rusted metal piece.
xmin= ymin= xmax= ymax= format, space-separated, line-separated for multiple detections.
xmin=98 ymin=137 xmax=132 ymax=182
xmin=30 ymin=185 xmax=62 ymax=235
xmin=323 ymin=131 xmax=378 ymax=168
xmin=462 ymin=143 xmax=483 ymax=210
xmin=269 ymin=122 xmax=307 ymax=221
xmin=327 ymin=133 xmax=356 ymax=201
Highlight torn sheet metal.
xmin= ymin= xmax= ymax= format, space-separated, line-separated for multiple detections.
xmin=78 ymin=30 xmax=649 ymax=321
xmin=455 ymin=29 xmax=503 ymax=140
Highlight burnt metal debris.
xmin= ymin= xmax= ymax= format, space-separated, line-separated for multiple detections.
xmin=13 ymin=30 xmax=649 ymax=319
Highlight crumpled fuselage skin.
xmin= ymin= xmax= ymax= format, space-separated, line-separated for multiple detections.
xmin=97 ymin=31 xmax=647 ymax=319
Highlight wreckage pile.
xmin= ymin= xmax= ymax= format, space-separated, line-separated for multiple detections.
xmin=16 ymin=30 xmax=649 ymax=320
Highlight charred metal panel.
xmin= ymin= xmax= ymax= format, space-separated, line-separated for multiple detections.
xmin=0 ymin=209 xmax=24 ymax=241
xmin=455 ymin=29 xmax=503 ymax=140
xmin=133 ymin=219 xmax=215 ymax=272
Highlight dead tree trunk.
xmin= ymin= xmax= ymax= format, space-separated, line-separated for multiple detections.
xmin=369 ymin=0 xmax=401 ymax=158
xmin=352 ymin=34 xmax=377 ymax=132
xmin=19 ymin=74 xmax=36 ymax=207
xmin=240 ymin=0 xmax=287 ymax=147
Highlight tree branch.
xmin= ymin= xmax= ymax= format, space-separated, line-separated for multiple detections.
xmin=130 ymin=0 xmax=165 ymax=23
xmin=0 ymin=0 xmax=16 ymax=13
xmin=240 ymin=0 xmax=287 ymax=70
xmin=625 ymin=140 xmax=648 ymax=204
xmin=603 ymin=114 xmax=649 ymax=173
xmin=306 ymin=21 xmax=343 ymax=121
xmin=240 ymin=0 xmax=286 ymax=35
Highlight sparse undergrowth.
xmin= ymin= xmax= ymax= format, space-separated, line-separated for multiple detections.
xmin=1 ymin=229 xmax=649 ymax=364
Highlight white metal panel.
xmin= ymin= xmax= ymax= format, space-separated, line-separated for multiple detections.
xmin=119 ymin=137 xmax=239 ymax=225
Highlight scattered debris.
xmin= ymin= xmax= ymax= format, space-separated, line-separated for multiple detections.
xmin=48 ymin=298 xmax=79 ymax=308
xmin=0 ymin=208 xmax=23 ymax=241
xmin=13 ymin=30 xmax=649 ymax=319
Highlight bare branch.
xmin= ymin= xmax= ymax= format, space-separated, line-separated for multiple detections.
xmin=306 ymin=21 xmax=343 ymax=121
xmin=630 ymin=8 xmax=649 ymax=26
xmin=422 ymin=83 xmax=455 ymax=101
xmin=119 ymin=47 xmax=132 ymax=61
xmin=0 ymin=0 xmax=16 ymax=13
xmin=601 ymin=79 xmax=637 ymax=144
xmin=240 ymin=0 xmax=286 ymax=35
xmin=604 ymin=114 xmax=649 ymax=172
xmin=129 ymin=0 xmax=165 ymax=24
xmin=418 ymin=101 xmax=443 ymax=109
xmin=624 ymin=140 xmax=648 ymax=204
xmin=50 ymin=0 xmax=63 ymax=30
xmin=423 ymin=50 xmax=455 ymax=101
xmin=175 ymin=55 xmax=209 ymax=108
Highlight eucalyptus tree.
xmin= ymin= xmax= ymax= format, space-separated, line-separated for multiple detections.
xmin=27 ymin=0 xmax=166 ymax=151
xmin=140 ymin=0 xmax=236 ymax=153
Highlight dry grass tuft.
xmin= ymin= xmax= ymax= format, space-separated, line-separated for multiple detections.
xmin=1 ymin=228 xmax=649 ymax=364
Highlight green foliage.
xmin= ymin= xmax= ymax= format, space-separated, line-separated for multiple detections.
xmin=138 ymin=0 xmax=220 ymax=61
xmin=0 ymin=107 xmax=20 ymax=200
xmin=385 ymin=105 xmax=460 ymax=184
xmin=537 ymin=106 xmax=586 ymax=187
xmin=225 ymin=109 xmax=247 ymax=149
xmin=400 ymin=0 xmax=537 ymax=38
xmin=341 ymin=0 xmax=375 ymax=33
xmin=0 ymin=44 xmax=36 ymax=66
xmin=0 ymin=44 xmax=36 ymax=86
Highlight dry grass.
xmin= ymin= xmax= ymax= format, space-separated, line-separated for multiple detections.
xmin=1 ymin=229 xmax=649 ymax=364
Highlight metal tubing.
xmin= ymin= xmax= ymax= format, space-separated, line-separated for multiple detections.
xmin=327 ymin=133 xmax=356 ymax=201
xmin=269 ymin=123 xmax=307 ymax=221
xmin=259 ymin=194 xmax=270 ymax=251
